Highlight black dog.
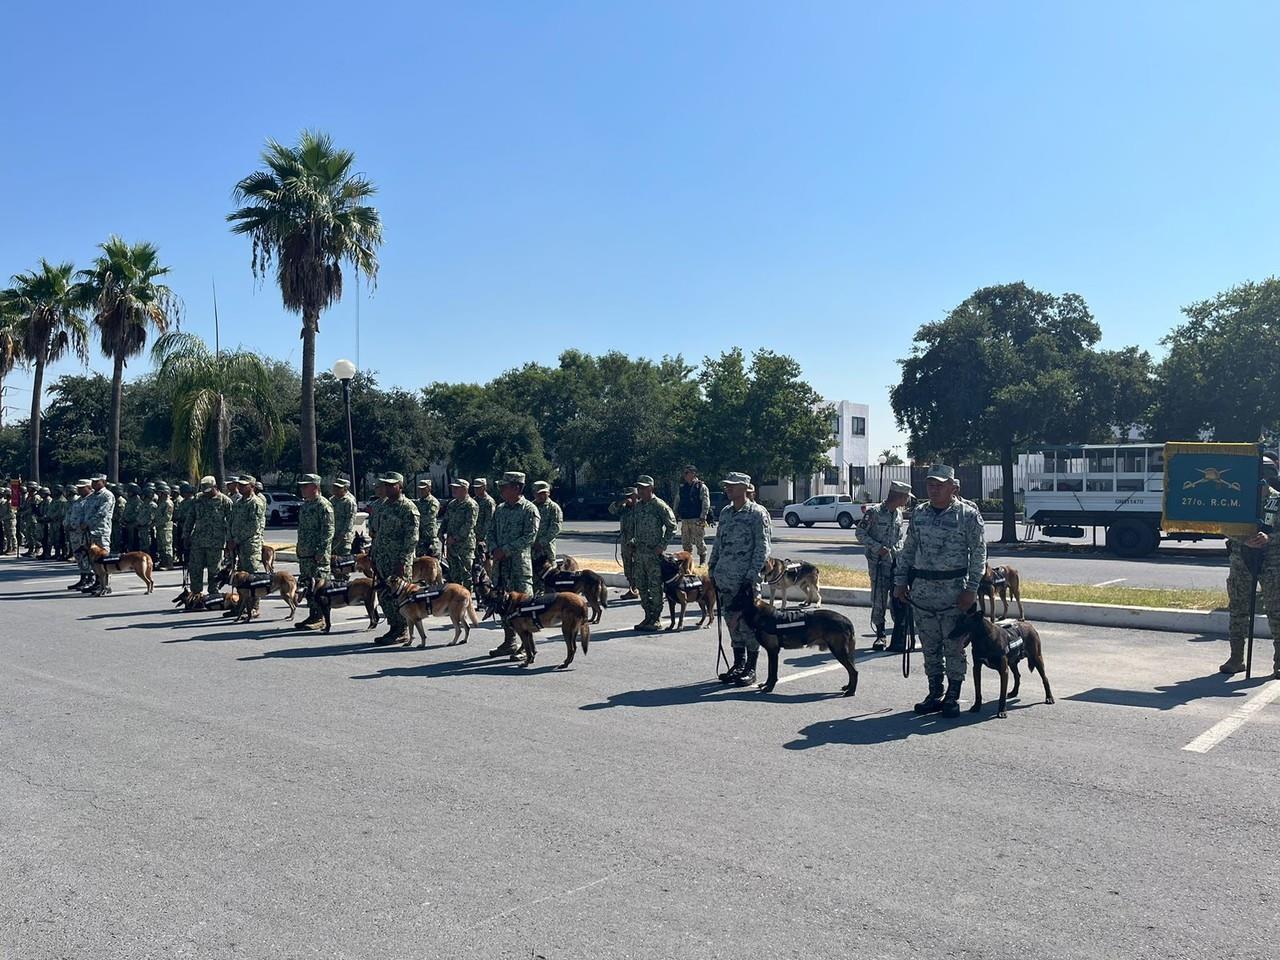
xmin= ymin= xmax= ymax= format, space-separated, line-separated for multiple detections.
xmin=728 ymin=582 xmax=858 ymax=696
xmin=947 ymin=607 xmax=1054 ymax=718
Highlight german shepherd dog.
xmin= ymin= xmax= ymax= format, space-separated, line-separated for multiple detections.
xmin=225 ymin=570 xmax=299 ymax=623
xmin=87 ymin=544 xmax=154 ymax=596
xmin=760 ymin=557 xmax=821 ymax=609
xmin=541 ymin=566 xmax=609 ymax=624
xmin=389 ymin=577 xmax=479 ymax=646
xmin=412 ymin=554 xmax=443 ymax=586
xmin=261 ymin=544 xmax=276 ymax=573
xmin=532 ymin=553 xmax=580 ymax=583
xmin=978 ymin=564 xmax=1024 ymax=621
xmin=947 ymin=607 xmax=1054 ymax=718
xmin=310 ymin=576 xmax=381 ymax=634
xmin=658 ymin=551 xmax=717 ymax=631
xmin=476 ymin=573 xmax=591 ymax=670
xmin=728 ymin=581 xmax=857 ymax=696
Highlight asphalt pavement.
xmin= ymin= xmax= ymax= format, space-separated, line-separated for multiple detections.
xmin=2 ymin=554 xmax=1277 ymax=960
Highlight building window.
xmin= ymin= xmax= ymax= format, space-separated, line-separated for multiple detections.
xmin=829 ymin=414 xmax=840 ymax=437
xmin=851 ymin=416 xmax=866 ymax=437
xmin=849 ymin=465 xmax=866 ymax=485
xmin=823 ymin=466 xmax=840 ymax=486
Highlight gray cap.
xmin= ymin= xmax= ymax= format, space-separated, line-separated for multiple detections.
xmin=636 ymin=475 xmax=655 ymax=487
xmin=416 ymin=478 xmax=432 ymax=489
xmin=926 ymin=465 xmax=956 ymax=482
xmin=91 ymin=473 xmax=107 ymax=483
xmin=450 ymin=478 xmax=469 ymax=489
xmin=720 ymin=472 xmax=751 ymax=486
xmin=199 ymin=475 xmax=216 ymax=489
xmin=889 ymin=480 xmax=913 ymax=497
xmin=531 ymin=480 xmax=550 ymax=494
xmin=298 ymin=473 xmax=322 ymax=486
xmin=499 ymin=471 xmax=526 ymax=486
xmin=331 ymin=478 xmax=350 ymax=488
xmin=378 ymin=471 xmax=405 ymax=486
xmin=621 ymin=487 xmax=637 ymax=497
xmin=76 ymin=479 xmax=91 ymax=489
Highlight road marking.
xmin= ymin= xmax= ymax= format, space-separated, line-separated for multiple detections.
xmin=465 ymin=875 xmax=610 ymax=928
xmin=775 ymin=662 xmax=847 ymax=685
xmin=1182 ymin=681 xmax=1280 ymax=753
xmin=1092 ymin=578 xmax=1127 ymax=587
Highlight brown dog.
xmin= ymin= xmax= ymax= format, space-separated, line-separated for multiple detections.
xmin=261 ymin=544 xmax=276 ymax=574
xmin=947 ymin=607 xmax=1053 ymax=718
xmin=411 ymin=555 xmax=443 ymax=586
xmin=226 ymin=570 xmax=299 ymax=623
xmin=311 ymin=577 xmax=381 ymax=634
xmin=659 ymin=551 xmax=717 ymax=631
xmin=479 ymin=581 xmax=591 ymax=670
xmin=978 ymin=564 xmax=1024 ymax=621
xmin=533 ymin=553 xmax=580 ymax=583
xmin=760 ymin=558 xmax=821 ymax=609
xmin=729 ymin=582 xmax=857 ymax=695
xmin=88 ymin=544 xmax=154 ymax=596
xmin=541 ymin=566 xmax=609 ymax=624
xmin=390 ymin=577 xmax=479 ymax=646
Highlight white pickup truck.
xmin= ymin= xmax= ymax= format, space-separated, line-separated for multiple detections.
xmin=782 ymin=494 xmax=863 ymax=529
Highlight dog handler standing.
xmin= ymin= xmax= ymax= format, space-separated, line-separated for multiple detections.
xmin=609 ymin=487 xmax=639 ymax=599
xmin=486 ymin=471 xmax=541 ymax=657
xmin=630 ymin=475 xmax=678 ymax=633
xmin=677 ymin=465 xmax=712 ymax=566
xmin=371 ymin=472 xmax=420 ymax=646
xmin=294 ymin=474 xmax=335 ymax=631
xmin=894 ymin=465 xmax=987 ymax=717
xmin=862 ymin=479 xmax=912 ymax=650
xmin=187 ymin=477 xmax=233 ymax=601
xmin=710 ymin=472 xmax=772 ymax=686
xmin=442 ymin=478 xmax=478 ymax=590
xmin=1221 ymin=454 xmax=1280 ymax=678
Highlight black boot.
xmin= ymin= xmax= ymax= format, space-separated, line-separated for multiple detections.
xmin=941 ymin=678 xmax=963 ymax=718
xmin=733 ymin=649 xmax=759 ymax=687
xmin=914 ymin=677 xmax=945 ymax=714
xmin=872 ymin=623 xmax=886 ymax=652
xmin=718 ymin=646 xmax=745 ymax=684
xmin=67 ymin=573 xmax=90 ymax=590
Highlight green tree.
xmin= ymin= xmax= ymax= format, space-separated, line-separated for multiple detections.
xmin=77 ymin=236 xmax=180 ymax=482
xmin=151 ymin=332 xmax=282 ymax=483
xmin=41 ymin=373 xmax=111 ymax=482
xmin=878 ymin=449 xmax=904 ymax=466
xmin=1145 ymin=279 xmax=1280 ymax=442
xmin=450 ymin=405 xmax=554 ymax=485
xmin=0 ymin=297 xmax=23 ymax=429
xmin=891 ymin=282 xmax=1153 ymax=542
xmin=227 ymin=130 xmax=383 ymax=475
xmin=1 ymin=260 xmax=90 ymax=481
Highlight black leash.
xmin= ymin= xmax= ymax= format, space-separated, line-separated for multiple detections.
xmin=902 ymin=601 xmax=916 ymax=679
xmin=715 ymin=595 xmax=728 ymax=675
xmin=1245 ymin=544 xmax=1262 ymax=679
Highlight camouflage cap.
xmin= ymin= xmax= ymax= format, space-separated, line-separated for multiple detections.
xmin=635 ymin=475 xmax=655 ymax=487
xmin=199 ymin=475 xmax=216 ymax=489
xmin=297 ymin=473 xmax=322 ymax=486
xmin=472 ymin=478 xmax=488 ymax=487
xmin=75 ymin=479 xmax=91 ymax=489
xmin=450 ymin=477 xmax=469 ymax=488
xmin=223 ymin=476 xmax=238 ymax=485
xmin=926 ymin=464 xmax=956 ymax=482
xmin=889 ymin=480 xmax=913 ymax=497
xmin=720 ymin=472 xmax=750 ymax=486
xmin=416 ymin=478 xmax=432 ymax=489
xmin=238 ymin=474 xmax=256 ymax=485
xmin=91 ymin=473 xmax=107 ymax=482
xmin=378 ymin=471 xmax=405 ymax=486
xmin=331 ymin=478 xmax=350 ymax=488
xmin=499 ymin=471 xmax=526 ymax=487
xmin=621 ymin=487 xmax=637 ymax=497
xmin=531 ymin=480 xmax=550 ymax=494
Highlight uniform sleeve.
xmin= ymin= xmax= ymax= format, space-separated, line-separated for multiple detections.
xmin=895 ymin=519 xmax=918 ymax=586
xmin=403 ymin=505 xmax=420 ymax=555
xmin=545 ymin=502 xmax=563 ymax=542
xmin=661 ymin=501 xmax=677 ymax=543
xmin=862 ymin=508 xmax=889 ymax=551
xmin=754 ymin=506 xmax=771 ymax=575
xmin=513 ymin=504 xmax=539 ymax=550
xmin=964 ymin=506 xmax=987 ymax=591
xmin=708 ymin=506 xmax=727 ymax=574
xmin=320 ymin=503 xmax=335 ymax=556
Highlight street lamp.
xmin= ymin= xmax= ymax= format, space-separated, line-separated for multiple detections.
xmin=333 ymin=359 xmax=357 ymax=498
xmin=877 ymin=453 xmax=888 ymax=501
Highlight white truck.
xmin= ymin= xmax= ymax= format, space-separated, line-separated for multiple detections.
xmin=782 ymin=494 xmax=862 ymax=529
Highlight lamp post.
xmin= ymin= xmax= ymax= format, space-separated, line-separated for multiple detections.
xmin=877 ymin=453 xmax=888 ymax=501
xmin=333 ymin=359 xmax=357 ymax=498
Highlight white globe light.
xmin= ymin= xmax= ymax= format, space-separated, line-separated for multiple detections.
xmin=877 ymin=454 xmax=888 ymax=466
xmin=332 ymin=358 xmax=356 ymax=381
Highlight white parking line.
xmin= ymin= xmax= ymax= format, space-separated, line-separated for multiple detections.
xmin=1182 ymin=680 xmax=1280 ymax=753
xmin=774 ymin=663 xmax=846 ymax=685
xmin=1092 ymin=578 xmax=1127 ymax=587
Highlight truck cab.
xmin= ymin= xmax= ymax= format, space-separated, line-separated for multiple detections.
xmin=782 ymin=494 xmax=860 ymax=529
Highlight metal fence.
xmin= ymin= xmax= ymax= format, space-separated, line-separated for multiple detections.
xmin=866 ymin=462 xmax=1033 ymax=502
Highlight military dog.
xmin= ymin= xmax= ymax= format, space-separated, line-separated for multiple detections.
xmin=532 ymin=553 xmax=580 ymax=583
xmin=978 ymin=564 xmax=1024 ymax=621
xmin=947 ymin=607 xmax=1053 ymax=718
xmin=477 ymin=573 xmax=591 ymax=670
xmin=760 ymin=557 xmax=821 ymax=609
xmin=541 ymin=566 xmax=609 ymax=624
xmin=87 ymin=544 xmax=154 ymax=596
xmin=311 ymin=576 xmax=381 ymax=634
xmin=412 ymin=554 xmax=444 ymax=586
xmin=659 ymin=551 xmax=717 ymax=631
xmin=390 ymin=577 xmax=479 ymax=647
xmin=225 ymin=569 xmax=299 ymax=623
xmin=261 ymin=543 xmax=276 ymax=574
xmin=728 ymin=581 xmax=857 ymax=696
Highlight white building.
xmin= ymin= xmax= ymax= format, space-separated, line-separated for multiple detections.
xmin=755 ymin=400 xmax=870 ymax=506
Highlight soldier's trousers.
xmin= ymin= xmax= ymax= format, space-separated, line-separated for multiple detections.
xmin=416 ymin=539 xmax=439 ymax=558
xmin=681 ymin=520 xmax=707 ymax=562
xmin=621 ymin=543 xmax=636 ymax=588
xmin=446 ymin=544 xmax=474 ymax=590
xmin=299 ymin=557 xmax=325 ymax=620
xmin=236 ymin=543 xmax=263 ymax=574
xmin=157 ymin=532 xmax=174 ymax=568
xmin=714 ymin=576 xmax=759 ymax=652
xmin=1 ymin=515 xmax=12 ymax=552
xmin=633 ymin=549 xmax=664 ymax=623
xmin=137 ymin=530 xmax=154 ymax=557
xmin=110 ymin=523 xmax=122 ymax=553
xmin=867 ymin=556 xmax=893 ymax=630
xmin=1227 ymin=546 xmax=1280 ymax=669
xmin=188 ymin=546 xmax=219 ymax=595
xmin=532 ymin=541 xmax=556 ymax=570
xmin=375 ymin=561 xmax=407 ymax=636
xmin=911 ymin=580 xmax=967 ymax=686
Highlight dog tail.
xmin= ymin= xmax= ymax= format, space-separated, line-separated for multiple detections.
xmin=467 ymin=595 xmax=479 ymax=625
xmin=579 ymin=619 xmax=590 ymax=654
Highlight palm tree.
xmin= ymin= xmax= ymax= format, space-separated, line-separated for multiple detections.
xmin=227 ymin=130 xmax=382 ymax=474
xmin=0 ymin=298 xmax=23 ymax=428
xmin=1 ymin=260 xmax=90 ymax=481
xmin=151 ymin=331 xmax=282 ymax=482
xmin=78 ymin=236 xmax=180 ymax=482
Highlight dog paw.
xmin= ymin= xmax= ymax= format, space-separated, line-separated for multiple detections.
xmin=968 ymin=703 xmax=982 ymax=713
xmin=1046 ymin=696 xmax=1056 ymax=705
xmin=997 ymin=710 xmax=1008 ymax=719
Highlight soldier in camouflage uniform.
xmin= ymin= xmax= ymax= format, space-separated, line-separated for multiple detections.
xmin=630 ymin=475 xmax=677 ymax=633
xmin=531 ymin=480 xmax=563 ymax=570
xmin=894 ymin=465 xmax=987 ymax=717
xmin=370 ymin=472 xmax=419 ymax=645
xmin=134 ymin=484 xmax=158 ymax=557
xmin=228 ymin=475 xmax=266 ymax=574
xmin=608 ymin=487 xmax=639 ymax=599
xmin=186 ymin=477 xmax=232 ymax=598
xmin=472 ymin=478 xmax=496 ymax=561
xmin=0 ymin=480 xmax=14 ymax=554
xmin=47 ymin=486 xmax=67 ymax=560
xmin=78 ymin=475 xmax=116 ymax=592
xmin=109 ymin=485 xmax=124 ymax=553
xmin=294 ymin=474 xmax=336 ymax=631
xmin=860 ymin=480 xmax=912 ymax=650
xmin=154 ymin=483 xmax=175 ymax=569
xmin=172 ymin=482 xmax=194 ymax=566
xmin=414 ymin=478 xmax=441 ymax=558
xmin=19 ymin=483 xmax=37 ymax=555
xmin=57 ymin=485 xmax=77 ymax=561
xmin=486 ymin=471 xmax=540 ymax=658
xmin=63 ymin=482 xmax=89 ymax=587
xmin=330 ymin=478 xmax=358 ymax=564
xmin=442 ymin=478 xmax=478 ymax=590
xmin=120 ymin=483 xmax=141 ymax=552
xmin=1221 ymin=455 xmax=1280 ymax=678
xmin=709 ymin=472 xmax=772 ymax=684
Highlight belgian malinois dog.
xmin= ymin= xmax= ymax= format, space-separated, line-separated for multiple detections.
xmin=947 ymin=607 xmax=1053 ymax=719
xmin=541 ymin=566 xmax=609 ymax=624
xmin=225 ymin=570 xmax=299 ymax=623
xmin=390 ymin=577 xmax=479 ymax=647
xmin=311 ymin=576 xmax=381 ymax=634
xmin=659 ymin=551 xmax=717 ymax=631
xmin=477 ymin=574 xmax=591 ymax=670
xmin=412 ymin=555 xmax=443 ymax=586
xmin=533 ymin=553 xmax=580 ymax=583
xmin=261 ymin=544 xmax=276 ymax=574
xmin=87 ymin=544 xmax=154 ymax=596
xmin=760 ymin=557 xmax=822 ymax=609
xmin=978 ymin=564 xmax=1024 ymax=621
xmin=728 ymin=582 xmax=857 ymax=696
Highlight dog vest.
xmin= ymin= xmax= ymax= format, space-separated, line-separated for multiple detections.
xmin=678 ymin=575 xmax=703 ymax=594
xmin=101 ymin=554 xmax=121 ymax=566
xmin=333 ymin=555 xmax=356 ymax=574
xmin=247 ymin=573 xmax=273 ymax=589
xmin=551 ymin=576 xmax=579 ymax=591
xmin=319 ymin=583 xmax=351 ymax=603
xmin=202 ymin=592 xmax=227 ymax=610
xmin=995 ymin=619 xmax=1027 ymax=663
xmin=989 ymin=567 xmax=1008 ymax=587
xmin=783 ymin=561 xmax=803 ymax=577
xmin=773 ymin=609 xmax=808 ymax=631
xmin=398 ymin=585 xmax=446 ymax=609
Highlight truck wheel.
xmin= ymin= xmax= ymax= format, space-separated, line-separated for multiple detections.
xmin=803 ymin=521 xmax=815 ymax=528
xmin=1106 ymin=519 xmax=1159 ymax=557
xmin=837 ymin=512 xmax=854 ymax=529
xmin=785 ymin=513 xmax=800 ymax=528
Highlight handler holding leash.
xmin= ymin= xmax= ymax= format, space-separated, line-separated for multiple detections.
xmin=1221 ymin=454 xmax=1280 ymax=679
xmin=861 ymin=480 xmax=912 ymax=650
xmin=894 ymin=465 xmax=986 ymax=717
xmin=711 ymin=472 xmax=772 ymax=686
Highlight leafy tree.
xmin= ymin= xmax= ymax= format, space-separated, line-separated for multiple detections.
xmin=41 ymin=373 xmax=111 ymax=482
xmin=891 ymin=282 xmax=1152 ymax=541
xmin=1145 ymin=278 xmax=1280 ymax=442
xmin=227 ymin=130 xmax=383 ymax=475
xmin=0 ymin=297 xmax=23 ymax=429
xmin=450 ymin=405 xmax=554 ymax=485
xmin=77 ymin=236 xmax=180 ymax=482
xmin=878 ymin=449 xmax=904 ymax=466
xmin=1 ymin=260 xmax=90 ymax=481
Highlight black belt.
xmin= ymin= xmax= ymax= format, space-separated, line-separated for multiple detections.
xmin=913 ymin=568 xmax=967 ymax=581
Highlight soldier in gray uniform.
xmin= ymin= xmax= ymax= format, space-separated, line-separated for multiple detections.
xmin=894 ymin=465 xmax=987 ymax=717
xmin=860 ymin=480 xmax=912 ymax=650
xmin=64 ymin=481 xmax=91 ymax=589
xmin=709 ymin=471 xmax=772 ymax=686
xmin=79 ymin=475 xmax=116 ymax=592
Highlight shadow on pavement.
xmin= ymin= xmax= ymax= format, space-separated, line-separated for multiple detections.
xmin=350 ymin=652 xmax=567 ymax=680
xmin=1067 ymin=672 xmax=1271 ymax=711
xmin=580 ymin=678 xmax=844 ymax=710
xmin=240 ymin=639 xmax=402 ymax=660
xmin=784 ymin=708 xmax=989 ymax=749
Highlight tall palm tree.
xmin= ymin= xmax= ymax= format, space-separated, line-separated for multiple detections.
xmin=1 ymin=260 xmax=90 ymax=481
xmin=0 ymin=298 xmax=23 ymax=428
xmin=78 ymin=236 xmax=180 ymax=482
xmin=227 ymin=130 xmax=382 ymax=474
xmin=151 ymin=331 xmax=282 ymax=482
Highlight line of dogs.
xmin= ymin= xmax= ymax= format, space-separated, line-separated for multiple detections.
xmin=88 ymin=545 xmax=1051 ymax=719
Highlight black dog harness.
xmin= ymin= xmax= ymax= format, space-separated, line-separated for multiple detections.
xmin=992 ymin=619 xmax=1028 ymax=665
xmin=551 ymin=575 xmax=579 ymax=591
xmin=333 ymin=554 xmax=357 ymax=574
xmin=772 ymin=609 xmax=809 ymax=632
xmin=765 ymin=561 xmax=805 ymax=585
xmin=987 ymin=566 xmax=1008 ymax=587
xmin=398 ymin=585 xmax=446 ymax=610
xmin=319 ymin=583 xmax=352 ymax=604
xmin=508 ymin=596 xmax=551 ymax=630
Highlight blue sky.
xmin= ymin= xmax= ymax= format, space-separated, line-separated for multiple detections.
xmin=2 ymin=1 xmax=1278 ymax=455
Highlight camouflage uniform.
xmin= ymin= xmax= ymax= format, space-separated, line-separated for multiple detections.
xmin=80 ymin=484 xmax=115 ymax=586
xmin=228 ymin=483 xmax=266 ymax=573
xmin=65 ymin=489 xmax=87 ymax=579
xmin=187 ymin=485 xmax=232 ymax=596
xmin=609 ymin=492 xmax=638 ymax=592
xmin=861 ymin=498 xmax=907 ymax=633
xmin=532 ymin=489 xmax=563 ymax=568
xmin=676 ymin=477 xmax=712 ymax=565
xmin=60 ymin=488 xmax=79 ymax=561
xmin=630 ymin=483 xmax=678 ymax=627
xmin=155 ymin=488 xmax=175 ymax=568
xmin=296 ymin=476 xmax=335 ymax=627
xmin=120 ymin=488 xmax=141 ymax=553
xmin=442 ymin=487 xmax=478 ymax=589
xmin=18 ymin=487 xmax=34 ymax=554
xmin=1225 ymin=482 xmax=1280 ymax=674
xmin=414 ymin=483 xmax=441 ymax=557
xmin=172 ymin=488 xmax=193 ymax=565
xmin=0 ymin=485 xmax=14 ymax=554
xmin=488 ymin=491 xmax=540 ymax=594
xmin=371 ymin=482 xmax=419 ymax=641
xmin=110 ymin=489 xmax=125 ymax=553
xmin=331 ymin=485 xmax=358 ymax=558
xmin=473 ymin=485 xmax=496 ymax=553
xmin=47 ymin=491 xmax=68 ymax=559
xmin=895 ymin=491 xmax=986 ymax=697
xmin=708 ymin=488 xmax=772 ymax=651
xmin=136 ymin=490 xmax=158 ymax=557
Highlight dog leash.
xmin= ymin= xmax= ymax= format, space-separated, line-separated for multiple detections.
xmin=902 ymin=601 xmax=916 ymax=678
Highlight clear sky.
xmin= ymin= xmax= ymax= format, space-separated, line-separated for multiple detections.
xmin=2 ymin=1 xmax=1278 ymax=456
